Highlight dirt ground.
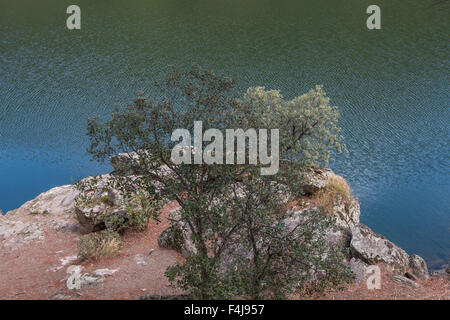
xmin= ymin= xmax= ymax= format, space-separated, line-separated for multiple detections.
xmin=0 ymin=201 xmax=448 ymax=300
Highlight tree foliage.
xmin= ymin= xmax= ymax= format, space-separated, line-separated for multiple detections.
xmin=84 ymin=64 xmax=351 ymax=299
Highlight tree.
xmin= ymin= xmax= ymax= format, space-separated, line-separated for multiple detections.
xmin=84 ymin=64 xmax=351 ymax=299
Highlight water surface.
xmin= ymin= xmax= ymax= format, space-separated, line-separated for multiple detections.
xmin=0 ymin=0 xmax=449 ymax=269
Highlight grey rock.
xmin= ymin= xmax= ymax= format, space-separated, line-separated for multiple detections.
xmin=350 ymin=224 xmax=410 ymax=275
xmin=299 ymin=168 xmax=360 ymax=229
xmin=158 ymin=222 xmax=195 ymax=258
xmin=0 ymin=185 xmax=77 ymax=250
xmin=431 ymin=264 xmax=450 ymax=278
xmin=66 ymin=266 xmax=118 ymax=290
xmin=392 ymin=275 xmax=422 ymax=288
xmin=73 ymin=174 xmax=152 ymax=233
xmin=409 ymin=254 xmax=429 ymax=280
xmin=405 ymin=272 xmax=418 ymax=281
xmin=300 ymin=168 xmax=334 ymax=195
xmin=330 ymin=196 xmax=360 ymax=230
xmin=349 ymin=258 xmax=369 ymax=283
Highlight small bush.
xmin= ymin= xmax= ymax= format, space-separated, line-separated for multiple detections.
xmin=85 ymin=65 xmax=349 ymax=299
xmin=103 ymin=194 xmax=162 ymax=233
xmin=313 ymin=176 xmax=352 ymax=214
xmin=158 ymin=224 xmax=185 ymax=252
xmin=78 ymin=230 xmax=122 ymax=261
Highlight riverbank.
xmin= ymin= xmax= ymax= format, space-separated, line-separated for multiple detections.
xmin=1 ymin=162 xmax=448 ymax=300
xmin=1 ymin=193 xmax=448 ymax=300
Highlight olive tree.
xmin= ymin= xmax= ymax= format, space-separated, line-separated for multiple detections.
xmin=84 ymin=64 xmax=351 ymax=299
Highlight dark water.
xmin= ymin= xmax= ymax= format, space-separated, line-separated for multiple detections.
xmin=0 ymin=0 xmax=449 ymax=269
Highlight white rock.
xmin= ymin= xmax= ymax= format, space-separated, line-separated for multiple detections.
xmin=92 ymin=268 xmax=119 ymax=277
xmin=392 ymin=275 xmax=422 ymax=288
xmin=66 ymin=266 xmax=118 ymax=290
xmin=135 ymin=254 xmax=148 ymax=265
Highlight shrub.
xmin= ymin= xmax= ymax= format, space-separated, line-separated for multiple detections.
xmin=78 ymin=230 xmax=122 ymax=261
xmin=158 ymin=224 xmax=185 ymax=252
xmin=84 ymin=64 xmax=351 ymax=299
xmin=74 ymin=176 xmax=163 ymax=234
xmin=313 ymin=176 xmax=353 ymax=214
xmin=104 ymin=193 xmax=161 ymax=233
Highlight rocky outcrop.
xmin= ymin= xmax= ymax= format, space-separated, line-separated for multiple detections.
xmin=74 ymin=174 xmax=127 ymax=233
xmin=73 ymin=174 xmax=158 ymax=233
xmin=158 ymin=225 xmax=193 ymax=257
xmin=1 ymin=162 xmax=433 ymax=293
xmin=349 ymin=257 xmax=369 ymax=283
xmin=0 ymin=185 xmax=78 ymax=251
xmin=392 ymin=275 xmax=422 ymax=288
xmin=157 ymin=206 xmax=195 ymax=258
xmin=300 ymin=168 xmax=360 ymax=230
xmin=300 ymin=168 xmax=334 ymax=195
xmin=12 ymin=184 xmax=79 ymax=216
xmin=350 ymin=224 xmax=410 ymax=275
xmin=329 ymin=196 xmax=360 ymax=230
xmin=154 ymin=168 xmax=429 ymax=284
xmin=66 ymin=265 xmax=119 ymax=290
xmin=409 ymin=254 xmax=430 ymax=280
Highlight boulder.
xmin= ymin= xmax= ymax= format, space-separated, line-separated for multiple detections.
xmin=74 ymin=175 xmax=124 ymax=232
xmin=350 ymin=224 xmax=410 ymax=275
xmin=431 ymin=265 xmax=450 ymax=278
xmin=409 ymin=254 xmax=429 ymax=280
xmin=329 ymin=196 xmax=360 ymax=230
xmin=66 ymin=265 xmax=119 ymax=290
xmin=300 ymin=168 xmax=334 ymax=195
xmin=349 ymin=257 xmax=369 ymax=283
xmin=157 ymin=205 xmax=195 ymax=257
xmin=73 ymin=174 xmax=151 ymax=233
xmin=392 ymin=275 xmax=422 ymax=288
xmin=158 ymin=222 xmax=195 ymax=257
xmin=110 ymin=152 xmax=143 ymax=175
xmin=300 ymin=168 xmax=360 ymax=230
xmin=0 ymin=185 xmax=78 ymax=250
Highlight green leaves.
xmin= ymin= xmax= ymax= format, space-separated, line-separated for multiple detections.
xmin=83 ymin=64 xmax=350 ymax=299
xmin=238 ymin=84 xmax=345 ymax=167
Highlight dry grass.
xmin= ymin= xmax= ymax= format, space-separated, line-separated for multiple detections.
xmin=78 ymin=230 xmax=123 ymax=261
xmin=313 ymin=176 xmax=353 ymax=215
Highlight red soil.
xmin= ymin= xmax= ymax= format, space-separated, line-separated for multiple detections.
xmin=0 ymin=201 xmax=182 ymax=300
xmin=0 ymin=200 xmax=448 ymax=300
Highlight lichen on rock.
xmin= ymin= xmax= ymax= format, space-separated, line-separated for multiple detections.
xmin=0 ymin=185 xmax=78 ymax=250
xmin=350 ymin=224 xmax=410 ymax=275
xmin=409 ymin=254 xmax=430 ymax=280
